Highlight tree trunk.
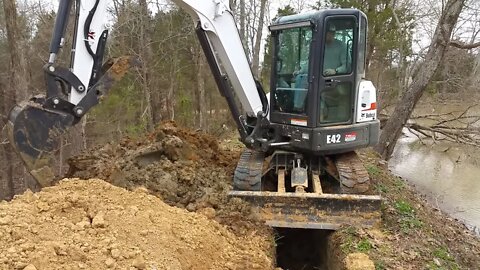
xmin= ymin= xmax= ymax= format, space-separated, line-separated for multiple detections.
xmin=470 ymin=51 xmax=480 ymax=91
xmin=375 ymin=0 xmax=465 ymax=160
xmin=139 ymin=0 xmax=155 ymax=129
xmin=3 ymin=0 xmax=28 ymax=101
xmin=195 ymin=49 xmax=208 ymax=130
xmin=167 ymin=51 xmax=178 ymax=121
xmin=1 ymin=0 xmax=30 ymax=199
xmin=251 ymin=0 xmax=267 ymax=78
xmin=239 ymin=0 xmax=246 ymax=47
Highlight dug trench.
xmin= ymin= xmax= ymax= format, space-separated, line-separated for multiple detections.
xmin=1 ymin=121 xmax=478 ymax=269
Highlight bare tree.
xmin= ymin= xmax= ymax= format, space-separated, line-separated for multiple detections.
xmin=1 ymin=0 xmax=30 ymax=199
xmin=139 ymin=0 xmax=155 ymax=129
xmin=194 ymin=47 xmax=208 ymax=130
xmin=251 ymin=0 xmax=267 ymax=77
xmin=376 ymin=0 xmax=467 ymax=159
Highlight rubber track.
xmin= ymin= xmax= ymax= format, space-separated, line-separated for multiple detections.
xmin=233 ymin=149 xmax=264 ymax=191
xmin=335 ymin=151 xmax=371 ymax=194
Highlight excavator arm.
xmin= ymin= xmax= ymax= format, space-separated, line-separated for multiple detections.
xmin=8 ymin=0 xmax=270 ymax=186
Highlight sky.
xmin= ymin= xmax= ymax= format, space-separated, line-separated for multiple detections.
xmin=23 ymin=0 xmax=478 ymax=56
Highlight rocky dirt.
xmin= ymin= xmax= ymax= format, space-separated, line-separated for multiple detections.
xmin=0 ymin=179 xmax=273 ymax=270
xmin=67 ymin=121 xmax=265 ymax=236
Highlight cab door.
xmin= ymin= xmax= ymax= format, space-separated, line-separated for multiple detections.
xmin=318 ymin=16 xmax=357 ymax=126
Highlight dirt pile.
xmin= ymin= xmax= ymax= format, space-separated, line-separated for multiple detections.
xmin=0 ymin=179 xmax=273 ymax=270
xmin=67 ymin=121 xmax=263 ymax=235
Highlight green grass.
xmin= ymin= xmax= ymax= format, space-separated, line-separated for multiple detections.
xmin=375 ymin=183 xmax=388 ymax=193
xmin=375 ymin=261 xmax=386 ymax=270
xmin=340 ymin=227 xmax=357 ymax=253
xmin=433 ymin=246 xmax=452 ymax=261
xmin=356 ymin=239 xmax=373 ymax=252
xmin=366 ymin=164 xmax=381 ymax=177
xmin=339 ymin=227 xmax=374 ymax=254
xmin=395 ymin=200 xmax=414 ymax=215
xmin=395 ymin=200 xmax=423 ymax=233
xmin=393 ymin=177 xmax=406 ymax=190
xmin=429 ymin=246 xmax=460 ymax=269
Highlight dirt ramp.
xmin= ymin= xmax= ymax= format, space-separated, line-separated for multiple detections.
xmin=0 ymin=179 xmax=273 ymax=270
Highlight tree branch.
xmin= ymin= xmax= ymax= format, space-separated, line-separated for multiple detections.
xmin=449 ymin=40 xmax=480 ymax=49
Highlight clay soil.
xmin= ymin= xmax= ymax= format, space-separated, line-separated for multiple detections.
xmin=0 ymin=122 xmax=275 ymax=270
xmin=66 ymin=121 xmax=267 ymax=236
xmin=0 ymin=179 xmax=273 ymax=270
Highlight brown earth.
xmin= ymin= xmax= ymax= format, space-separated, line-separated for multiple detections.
xmin=0 ymin=179 xmax=273 ymax=270
xmin=67 ymin=121 xmax=265 ymax=236
xmin=2 ymin=120 xmax=479 ymax=269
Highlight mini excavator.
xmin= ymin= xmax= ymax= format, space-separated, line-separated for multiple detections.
xmin=8 ymin=0 xmax=381 ymax=229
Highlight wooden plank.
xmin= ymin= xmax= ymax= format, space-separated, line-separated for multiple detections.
xmin=312 ymin=173 xmax=323 ymax=194
xmin=277 ymin=169 xmax=286 ymax=193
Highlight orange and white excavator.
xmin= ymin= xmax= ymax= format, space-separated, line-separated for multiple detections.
xmin=8 ymin=0 xmax=381 ymax=229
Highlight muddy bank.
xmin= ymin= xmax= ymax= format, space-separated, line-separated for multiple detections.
xmin=0 ymin=179 xmax=273 ymax=270
xmin=330 ymin=150 xmax=480 ymax=269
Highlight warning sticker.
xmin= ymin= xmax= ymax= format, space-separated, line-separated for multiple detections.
xmin=291 ymin=119 xmax=307 ymax=127
xmin=345 ymin=132 xmax=357 ymax=142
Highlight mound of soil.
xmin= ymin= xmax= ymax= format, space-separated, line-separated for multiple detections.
xmin=67 ymin=121 xmax=264 ymax=236
xmin=0 ymin=179 xmax=273 ymax=270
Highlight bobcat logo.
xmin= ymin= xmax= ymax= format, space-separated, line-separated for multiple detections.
xmin=87 ymin=31 xmax=96 ymax=45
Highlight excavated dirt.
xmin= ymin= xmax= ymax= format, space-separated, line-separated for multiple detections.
xmin=4 ymin=120 xmax=478 ymax=269
xmin=67 ymin=121 xmax=265 ymax=236
xmin=0 ymin=179 xmax=273 ymax=270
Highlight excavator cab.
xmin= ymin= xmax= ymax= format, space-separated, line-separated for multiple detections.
xmin=230 ymin=10 xmax=382 ymax=229
xmin=267 ymin=9 xmax=379 ymax=155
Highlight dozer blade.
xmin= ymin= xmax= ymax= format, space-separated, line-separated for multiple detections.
xmin=229 ymin=191 xmax=382 ymax=230
xmin=8 ymin=57 xmax=138 ymax=187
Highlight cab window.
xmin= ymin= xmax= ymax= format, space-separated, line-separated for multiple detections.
xmin=323 ymin=19 xmax=354 ymax=76
xmin=273 ymin=26 xmax=313 ymax=114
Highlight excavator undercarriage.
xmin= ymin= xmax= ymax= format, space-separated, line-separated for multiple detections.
xmin=230 ymin=150 xmax=381 ymax=229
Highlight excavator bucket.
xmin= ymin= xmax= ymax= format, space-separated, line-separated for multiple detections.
xmin=8 ymin=100 xmax=75 ymax=187
xmin=8 ymin=57 xmax=137 ymax=187
xmin=229 ymin=191 xmax=381 ymax=229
